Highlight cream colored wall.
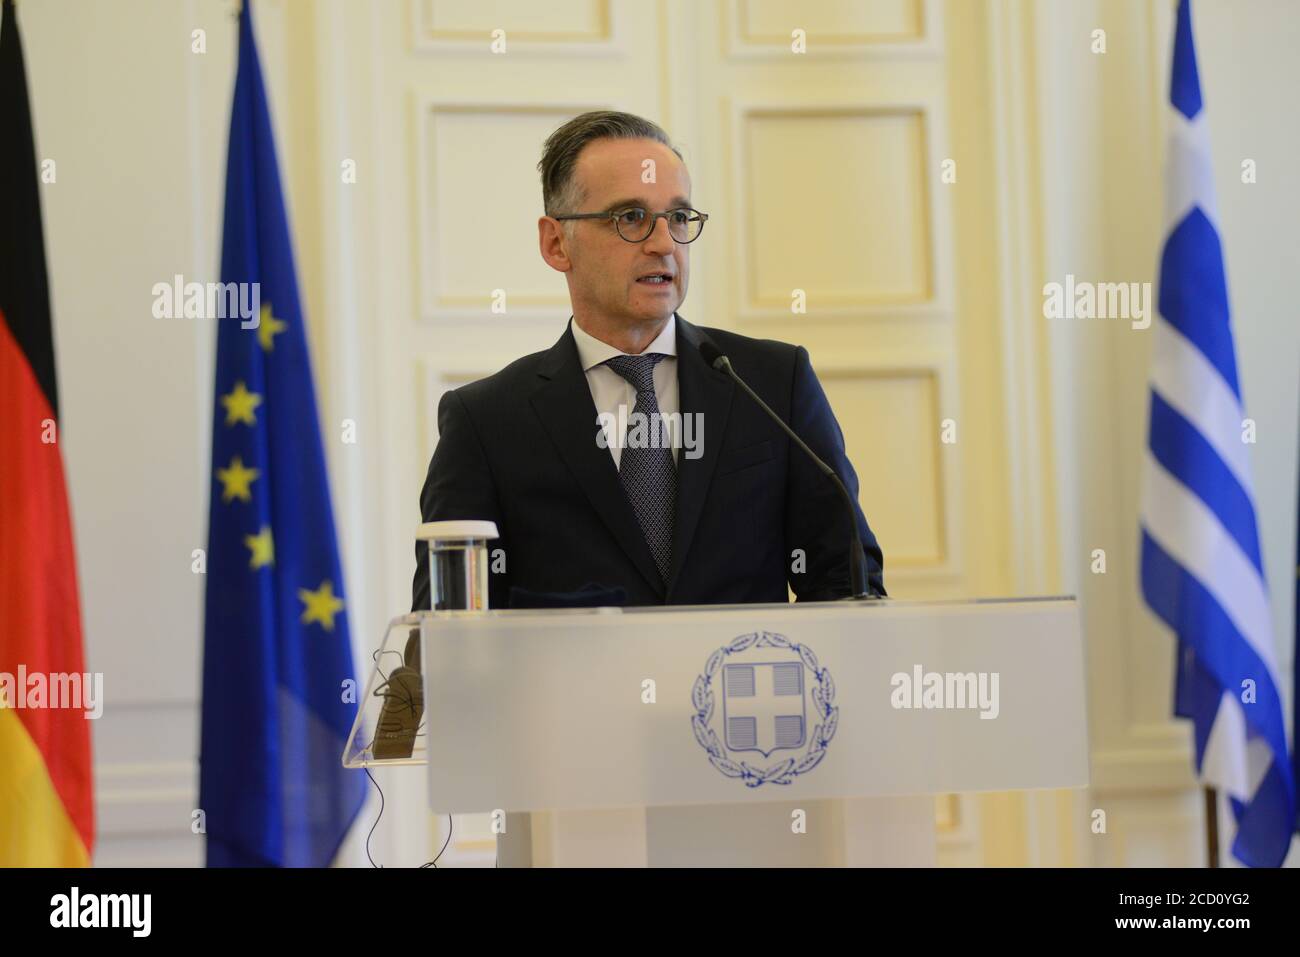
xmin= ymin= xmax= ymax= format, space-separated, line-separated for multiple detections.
xmin=20 ymin=0 xmax=1297 ymax=866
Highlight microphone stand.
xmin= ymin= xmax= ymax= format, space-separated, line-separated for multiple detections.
xmin=706 ymin=349 xmax=875 ymax=601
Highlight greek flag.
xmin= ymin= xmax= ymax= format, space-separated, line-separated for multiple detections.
xmin=1139 ymin=0 xmax=1294 ymax=867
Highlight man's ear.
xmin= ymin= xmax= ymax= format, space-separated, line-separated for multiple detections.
xmin=538 ymin=216 xmax=573 ymax=273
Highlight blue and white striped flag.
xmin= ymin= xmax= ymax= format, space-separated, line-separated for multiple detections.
xmin=1139 ymin=0 xmax=1294 ymax=868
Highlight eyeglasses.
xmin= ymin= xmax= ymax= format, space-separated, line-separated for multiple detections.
xmin=553 ymin=206 xmax=709 ymax=244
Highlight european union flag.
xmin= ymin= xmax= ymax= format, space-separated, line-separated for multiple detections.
xmin=200 ymin=1 xmax=365 ymax=867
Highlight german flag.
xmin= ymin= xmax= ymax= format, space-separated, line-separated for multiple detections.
xmin=0 ymin=0 xmax=94 ymax=866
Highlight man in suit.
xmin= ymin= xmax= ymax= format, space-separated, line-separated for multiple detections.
xmin=412 ymin=111 xmax=884 ymax=611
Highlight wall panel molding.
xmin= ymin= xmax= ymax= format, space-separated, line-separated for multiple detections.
xmin=722 ymin=0 xmax=943 ymax=60
xmin=413 ymin=95 xmax=615 ymax=324
xmin=725 ymin=94 xmax=954 ymax=324
xmin=411 ymin=0 xmax=626 ymax=58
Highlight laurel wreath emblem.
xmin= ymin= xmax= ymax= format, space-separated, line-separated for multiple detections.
xmin=691 ymin=631 xmax=837 ymax=787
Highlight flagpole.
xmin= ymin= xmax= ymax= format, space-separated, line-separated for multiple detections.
xmin=1203 ymin=786 xmax=1219 ymax=867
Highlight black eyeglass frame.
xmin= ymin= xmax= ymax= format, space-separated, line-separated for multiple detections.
xmin=552 ymin=206 xmax=709 ymax=244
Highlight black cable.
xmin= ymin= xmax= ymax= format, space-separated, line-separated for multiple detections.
xmin=363 ymin=766 xmax=385 ymax=868
xmin=372 ymin=647 xmax=402 ymax=683
xmin=365 ymin=649 xmax=447 ymax=869
xmin=419 ymin=814 xmax=453 ymax=868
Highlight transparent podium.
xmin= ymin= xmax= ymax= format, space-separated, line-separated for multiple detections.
xmin=345 ymin=595 xmax=1088 ymax=867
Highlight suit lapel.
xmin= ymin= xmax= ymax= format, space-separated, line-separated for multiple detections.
xmin=668 ymin=316 xmax=734 ymax=595
xmin=529 ymin=323 xmax=666 ymax=599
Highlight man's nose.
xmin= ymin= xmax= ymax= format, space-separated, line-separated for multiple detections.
xmin=642 ymin=214 xmax=675 ymax=256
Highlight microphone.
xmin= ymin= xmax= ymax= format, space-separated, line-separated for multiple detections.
xmin=699 ymin=340 xmax=874 ymax=600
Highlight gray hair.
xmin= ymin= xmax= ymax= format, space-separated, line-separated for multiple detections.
xmin=538 ymin=110 xmax=682 ymax=217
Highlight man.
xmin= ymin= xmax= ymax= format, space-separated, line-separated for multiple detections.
xmin=412 ymin=111 xmax=884 ymax=611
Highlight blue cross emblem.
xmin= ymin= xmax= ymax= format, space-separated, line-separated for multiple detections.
xmin=722 ymin=661 xmax=806 ymax=757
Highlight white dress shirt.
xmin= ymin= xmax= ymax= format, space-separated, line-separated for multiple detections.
xmin=570 ymin=315 xmax=679 ymax=469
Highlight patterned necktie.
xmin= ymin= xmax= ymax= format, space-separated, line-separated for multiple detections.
xmin=604 ymin=353 xmax=676 ymax=584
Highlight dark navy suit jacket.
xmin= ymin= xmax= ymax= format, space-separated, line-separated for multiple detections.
xmin=411 ymin=314 xmax=884 ymax=609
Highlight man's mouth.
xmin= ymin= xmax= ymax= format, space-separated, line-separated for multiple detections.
xmin=636 ymin=273 xmax=674 ymax=285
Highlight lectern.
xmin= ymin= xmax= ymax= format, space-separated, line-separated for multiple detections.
xmin=372 ymin=596 xmax=1087 ymax=866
